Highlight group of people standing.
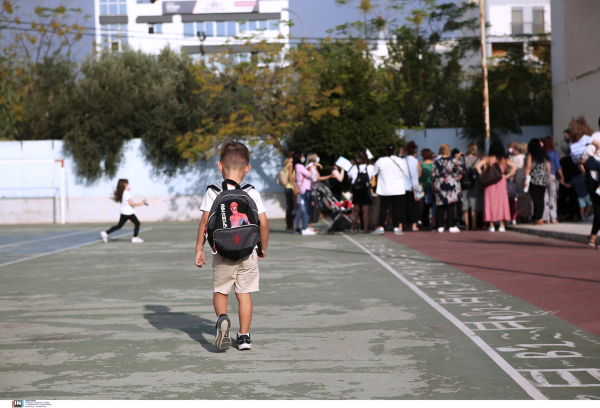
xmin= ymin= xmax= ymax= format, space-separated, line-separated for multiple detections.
xmin=281 ymin=117 xmax=600 ymax=248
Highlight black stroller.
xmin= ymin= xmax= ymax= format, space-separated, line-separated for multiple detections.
xmin=314 ymin=181 xmax=359 ymax=234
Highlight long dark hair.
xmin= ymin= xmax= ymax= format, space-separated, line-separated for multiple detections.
xmin=112 ymin=179 xmax=129 ymax=203
xmin=292 ymin=151 xmax=304 ymax=168
xmin=528 ymin=138 xmax=549 ymax=163
xmin=488 ymin=141 xmax=506 ymax=161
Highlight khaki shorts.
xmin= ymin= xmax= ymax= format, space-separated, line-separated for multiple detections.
xmin=212 ymin=250 xmax=259 ymax=295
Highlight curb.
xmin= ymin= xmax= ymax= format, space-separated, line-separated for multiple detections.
xmin=505 ymin=225 xmax=589 ymax=245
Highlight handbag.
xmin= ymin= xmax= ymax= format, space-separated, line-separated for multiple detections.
xmin=480 ymin=162 xmax=502 ymax=187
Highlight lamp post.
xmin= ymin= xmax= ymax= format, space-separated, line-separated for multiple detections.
xmin=282 ymin=8 xmax=306 ymax=38
xmin=197 ymin=30 xmax=207 ymax=56
xmin=479 ymin=0 xmax=490 ymax=154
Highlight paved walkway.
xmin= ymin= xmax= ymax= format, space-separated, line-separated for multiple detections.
xmin=0 ymin=221 xmax=599 ymax=399
xmin=507 ymin=221 xmax=596 ymax=245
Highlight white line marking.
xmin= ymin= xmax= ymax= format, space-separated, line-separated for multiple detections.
xmin=0 ymin=228 xmax=153 ymax=268
xmin=0 ymin=229 xmax=98 ymax=249
xmin=341 ymin=233 xmax=547 ymax=400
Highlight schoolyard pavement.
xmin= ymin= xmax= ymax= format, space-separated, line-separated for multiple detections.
xmin=0 ymin=221 xmax=599 ymax=400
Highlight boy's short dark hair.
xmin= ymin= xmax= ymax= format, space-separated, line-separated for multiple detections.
xmin=220 ymin=140 xmax=250 ymax=170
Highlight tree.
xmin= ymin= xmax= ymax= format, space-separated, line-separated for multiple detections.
xmin=0 ymin=0 xmax=88 ymax=140
xmin=174 ymin=40 xmax=343 ymax=161
xmin=382 ymin=1 xmax=479 ymax=128
xmin=62 ymin=48 xmax=211 ymax=180
xmin=462 ymin=39 xmax=552 ymax=144
xmin=290 ymin=39 xmax=398 ymax=162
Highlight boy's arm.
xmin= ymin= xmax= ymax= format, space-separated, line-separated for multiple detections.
xmin=258 ymin=213 xmax=269 ymax=260
xmin=195 ymin=211 xmax=210 ymax=268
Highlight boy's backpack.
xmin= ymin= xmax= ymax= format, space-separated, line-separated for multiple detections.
xmin=205 ymin=179 xmax=261 ymax=261
xmin=351 ymin=165 xmax=371 ymax=195
xmin=276 ymin=167 xmax=288 ymax=186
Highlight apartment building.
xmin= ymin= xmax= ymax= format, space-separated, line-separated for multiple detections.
xmin=94 ymin=0 xmax=289 ymax=60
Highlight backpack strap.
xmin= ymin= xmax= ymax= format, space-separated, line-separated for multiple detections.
xmin=221 ymin=179 xmax=242 ymax=191
xmin=207 ymin=184 xmax=222 ymax=193
xmin=241 ymin=183 xmax=254 ymax=191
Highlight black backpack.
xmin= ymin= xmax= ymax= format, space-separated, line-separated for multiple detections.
xmin=461 ymin=158 xmax=479 ymax=190
xmin=205 ymin=179 xmax=261 ymax=261
xmin=351 ymin=165 xmax=371 ymax=194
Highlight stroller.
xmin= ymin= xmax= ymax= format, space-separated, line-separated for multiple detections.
xmin=314 ymin=181 xmax=360 ymax=234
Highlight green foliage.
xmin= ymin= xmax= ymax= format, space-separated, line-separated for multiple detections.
xmin=462 ymin=40 xmax=552 ymax=144
xmin=290 ymin=40 xmax=398 ymax=162
xmin=62 ymin=48 xmax=209 ymax=180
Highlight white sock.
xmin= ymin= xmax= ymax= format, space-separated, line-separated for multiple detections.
xmin=238 ymin=332 xmax=249 ymax=336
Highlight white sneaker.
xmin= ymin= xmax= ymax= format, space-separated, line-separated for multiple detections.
xmin=511 ymin=220 xmax=516 ymax=225
xmin=371 ymin=227 xmax=385 ymax=235
xmin=488 ymin=225 xmax=495 ymax=232
xmin=449 ymin=226 xmax=460 ymax=233
xmin=301 ymin=228 xmax=316 ymax=235
xmin=498 ymin=226 xmax=506 ymax=232
xmin=131 ymin=237 xmax=144 ymax=243
xmin=596 ymin=187 xmax=600 ymax=197
xmin=100 ymin=231 xmax=108 ymax=243
xmin=438 ymin=227 xmax=444 ymax=233
xmin=393 ymin=228 xmax=404 ymax=235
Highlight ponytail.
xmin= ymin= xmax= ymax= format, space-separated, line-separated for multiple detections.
xmin=112 ymin=179 xmax=129 ymax=203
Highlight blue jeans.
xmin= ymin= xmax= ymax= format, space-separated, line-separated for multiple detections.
xmin=295 ymin=191 xmax=311 ymax=231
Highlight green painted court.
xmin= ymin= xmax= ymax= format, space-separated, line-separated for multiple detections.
xmin=1 ymin=221 xmax=599 ymax=399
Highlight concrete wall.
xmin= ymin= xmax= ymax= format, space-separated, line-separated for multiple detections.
xmin=402 ymin=126 xmax=552 ymax=154
xmin=551 ymin=0 xmax=600 ymax=146
xmin=0 ymin=139 xmax=286 ymax=224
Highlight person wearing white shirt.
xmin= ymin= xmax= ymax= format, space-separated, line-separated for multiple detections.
xmin=371 ymin=144 xmax=407 ymax=235
xmin=348 ymin=151 xmax=375 ymax=232
xmin=101 ymin=179 xmax=147 ymax=243
xmin=402 ymin=142 xmax=423 ymax=231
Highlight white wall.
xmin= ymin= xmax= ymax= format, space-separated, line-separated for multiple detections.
xmin=0 ymin=139 xmax=286 ymax=224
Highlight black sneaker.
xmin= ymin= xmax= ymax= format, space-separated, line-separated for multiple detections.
xmin=215 ymin=314 xmax=231 ymax=351
xmin=236 ymin=334 xmax=252 ymax=350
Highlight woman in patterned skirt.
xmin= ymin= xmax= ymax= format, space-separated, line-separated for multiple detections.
xmin=431 ymin=144 xmax=463 ymax=233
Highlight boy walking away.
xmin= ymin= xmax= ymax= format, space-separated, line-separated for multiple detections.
xmin=195 ymin=141 xmax=269 ymax=351
xmin=562 ymin=173 xmax=593 ymax=221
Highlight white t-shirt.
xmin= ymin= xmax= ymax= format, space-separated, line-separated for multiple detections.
xmin=570 ymin=135 xmax=592 ymax=163
xmin=403 ymin=155 xmax=420 ymax=192
xmin=348 ymin=164 xmax=374 ymax=184
xmin=121 ymin=190 xmax=135 ymax=215
xmin=372 ymin=156 xmax=407 ymax=196
xmin=200 ymin=182 xmax=266 ymax=215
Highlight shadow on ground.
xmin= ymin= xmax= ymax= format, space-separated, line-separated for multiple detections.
xmin=143 ymin=305 xmax=221 ymax=353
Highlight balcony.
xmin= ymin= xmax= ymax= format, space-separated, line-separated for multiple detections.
xmin=510 ymin=22 xmax=550 ymax=35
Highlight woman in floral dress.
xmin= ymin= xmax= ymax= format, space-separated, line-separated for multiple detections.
xmin=431 ymin=143 xmax=463 ymax=233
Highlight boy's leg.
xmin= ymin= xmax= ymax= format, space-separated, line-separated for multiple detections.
xmin=235 ymin=293 xmax=253 ymax=334
xmin=213 ymin=292 xmax=228 ymax=316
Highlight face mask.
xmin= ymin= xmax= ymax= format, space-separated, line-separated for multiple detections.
xmin=316 ymin=157 xmax=320 ymax=163
xmin=301 ymin=157 xmax=306 ymax=163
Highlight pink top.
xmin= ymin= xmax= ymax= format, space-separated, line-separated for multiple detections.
xmin=295 ymin=163 xmax=312 ymax=195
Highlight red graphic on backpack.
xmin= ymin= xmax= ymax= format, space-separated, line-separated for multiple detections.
xmin=229 ymin=202 xmax=249 ymax=227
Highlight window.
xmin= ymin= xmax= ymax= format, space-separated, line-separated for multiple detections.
xmin=258 ymin=20 xmax=267 ymax=30
xmin=156 ymin=23 xmax=162 ymax=34
xmin=249 ymin=20 xmax=257 ymax=30
xmin=511 ymin=9 xmax=523 ymax=35
xmin=533 ymin=9 xmax=545 ymax=33
xmin=100 ymin=23 xmax=127 ymax=51
xmin=206 ymin=21 xmax=214 ymax=36
xmin=216 ymin=21 xmax=226 ymax=36
xmin=268 ymin=20 xmax=279 ymax=30
xmin=491 ymin=42 xmax=523 ymax=58
xmin=239 ymin=21 xmax=247 ymax=32
xmin=184 ymin=22 xmax=194 ymax=37
xmin=100 ymin=0 xmax=126 ymax=15
xmin=227 ymin=21 xmax=237 ymax=36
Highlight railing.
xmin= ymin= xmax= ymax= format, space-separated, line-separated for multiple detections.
xmin=510 ymin=22 xmax=550 ymax=35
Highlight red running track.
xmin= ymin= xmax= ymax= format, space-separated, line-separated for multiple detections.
xmin=386 ymin=230 xmax=600 ymax=337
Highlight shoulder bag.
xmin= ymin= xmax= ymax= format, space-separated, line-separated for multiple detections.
xmin=480 ymin=160 xmax=502 ymax=187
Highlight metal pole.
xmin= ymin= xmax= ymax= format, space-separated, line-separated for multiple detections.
xmin=480 ymin=0 xmax=491 ymax=154
xmin=59 ymin=160 xmax=66 ymax=225
xmin=282 ymin=8 xmax=306 ymax=38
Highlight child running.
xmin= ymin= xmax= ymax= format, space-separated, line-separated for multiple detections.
xmin=101 ymin=179 xmax=147 ymax=244
xmin=195 ymin=141 xmax=269 ymax=351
